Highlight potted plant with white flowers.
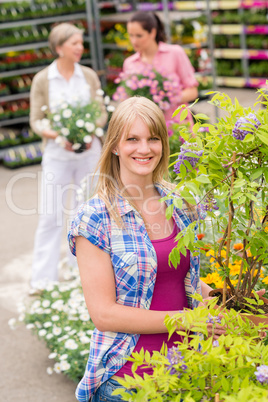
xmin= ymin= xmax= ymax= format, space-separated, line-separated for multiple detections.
xmin=38 ymin=91 xmax=114 ymax=153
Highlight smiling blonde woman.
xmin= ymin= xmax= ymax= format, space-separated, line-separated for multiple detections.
xmin=68 ymin=96 xmax=224 ymax=402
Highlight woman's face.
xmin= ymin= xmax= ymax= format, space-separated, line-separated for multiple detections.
xmin=127 ymin=22 xmax=156 ymax=53
xmin=115 ymin=117 xmax=162 ymax=184
xmin=57 ymin=33 xmax=84 ymax=63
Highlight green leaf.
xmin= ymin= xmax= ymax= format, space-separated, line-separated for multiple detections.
xmin=241 ymin=375 xmax=249 ymax=388
xmin=145 ymin=350 xmax=151 ymax=363
xmin=174 ymin=198 xmax=183 ymax=209
xmin=195 ymin=175 xmax=211 ymax=184
xmin=238 ymin=195 xmax=246 ymax=205
xmin=232 ymin=376 xmax=240 ymax=393
xmin=243 ymin=133 xmax=254 ymax=142
xmin=166 ymin=204 xmax=174 ymax=220
xmin=221 ymin=376 xmax=230 ymax=392
xmin=264 ymin=169 xmax=268 ymax=182
xmin=183 ymin=233 xmax=189 ymax=247
xmin=172 ymin=104 xmax=185 ymax=118
xmin=250 ymin=168 xmax=263 ymax=180
xmin=194 ymin=113 xmax=210 ymax=120
xmin=199 ymin=165 xmax=207 ymax=175
xmin=180 ymin=190 xmax=196 ymax=204
xmin=257 ymin=132 xmax=268 ymax=146
xmin=198 ymin=377 xmax=206 ymax=390
xmin=180 ymin=108 xmax=188 ymax=122
xmin=186 ymin=182 xmax=200 ymax=195
xmin=180 ymin=163 xmax=187 ymax=178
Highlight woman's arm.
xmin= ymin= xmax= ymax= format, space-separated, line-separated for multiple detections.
xmin=30 ymin=72 xmax=58 ymax=139
xmin=201 ymin=280 xmax=213 ymax=299
xmin=76 ymin=236 xmax=177 ymax=334
xmin=174 ymin=45 xmax=199 ymax=103
xmin=181 ymin=86 xmax=198 ymax=104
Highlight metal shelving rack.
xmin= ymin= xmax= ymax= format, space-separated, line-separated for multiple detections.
xmin=0 ymin=0 xmax=97 ymax=128
xmin=175 ymin=0 xmax=268 ymax=88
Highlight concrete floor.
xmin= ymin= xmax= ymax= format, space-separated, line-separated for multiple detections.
xmin=0 ymin=86 xmax=262 ymax=401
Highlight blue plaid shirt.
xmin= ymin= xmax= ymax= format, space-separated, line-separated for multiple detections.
xmin=68 ymin=182 xmax=205 ymax=401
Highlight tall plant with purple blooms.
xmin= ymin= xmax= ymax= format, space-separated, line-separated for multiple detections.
xmin=232 ymin=112 xmax=261 ymax=140
xmin=173 ymin=142 xmax=203 ymax=174
xmin=167 ymin=86 xmax=268 ymax=311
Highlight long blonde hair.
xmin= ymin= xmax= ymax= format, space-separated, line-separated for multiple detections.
xmin=94 ymin=96 xmax=170 ymax=223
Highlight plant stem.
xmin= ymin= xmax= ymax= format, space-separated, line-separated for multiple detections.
xmin=223 ymin=152 xmax=236 ymax=305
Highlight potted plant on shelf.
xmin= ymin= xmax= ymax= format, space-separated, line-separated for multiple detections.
xmin=167 ymin=86 xmax=268 ymax=316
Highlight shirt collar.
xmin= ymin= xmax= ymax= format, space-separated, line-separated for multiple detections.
xmin=131 ymin=41 xmax=168 ymax=62
xmin=157 ymin=41 xmax=169 ymax=53
xmin=48 ymin=61 xmax=84 ymax=80
xmin=115 ymin=182 xmax=174 ymax=217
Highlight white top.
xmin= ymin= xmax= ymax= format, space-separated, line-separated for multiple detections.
xmin=45 ymin=61 xmax=93 ymax=161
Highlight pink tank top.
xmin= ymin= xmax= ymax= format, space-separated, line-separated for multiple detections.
xmin=116 ymin=222 xmax=190 ymax=378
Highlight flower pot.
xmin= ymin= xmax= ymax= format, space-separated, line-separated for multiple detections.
xmin=209 ymin=288 xmax=268 ymax=327
xmin=74 ymin=142 xmax=87 ymax=154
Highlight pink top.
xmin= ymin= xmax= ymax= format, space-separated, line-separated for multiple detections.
xmin=123 ymin=42 xmax=198 ymax=123
xmin=116 ymin=222 xmax=190 ymax=378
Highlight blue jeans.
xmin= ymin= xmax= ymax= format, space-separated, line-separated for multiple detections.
xmin=91 ymin=378 xmax=128 ymax=402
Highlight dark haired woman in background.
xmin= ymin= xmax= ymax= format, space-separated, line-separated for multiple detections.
xmin=123 ymin=11 xmax=198 ymax=124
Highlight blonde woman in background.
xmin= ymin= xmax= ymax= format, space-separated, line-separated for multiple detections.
xmin=29 ymin=22 xmax=107 ymax=293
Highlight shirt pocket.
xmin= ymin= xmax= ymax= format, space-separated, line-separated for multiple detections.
xmin=112 ymin=252 xmax=138 ymax=295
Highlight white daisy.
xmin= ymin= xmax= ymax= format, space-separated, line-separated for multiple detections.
xmin=62 ymin=108 xmax=72 ymax=118
xmin=76 ymin=119 xmax=85 ymax=128
xmin=95 ymin=128 xmax=104 ymax=137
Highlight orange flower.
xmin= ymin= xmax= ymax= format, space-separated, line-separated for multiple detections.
xmin=217 ymin=237 xmax=227 ymax=245
xmin=201 ymin=245 xmax=211 ymax=251
xmin=233 ymin=243 xmax=243 ymax=250
xmin=197 ymin=233 xmax=205 ymax=240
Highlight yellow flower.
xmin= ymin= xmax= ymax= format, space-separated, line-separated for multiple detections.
xmin=200 ymin=272 xmax=224 ymax=288
xmin=206 ymin=250 xmax=214 ymax=257
xmin=115 ymin=24 xmax=125 ymax=33
xmin=262 ymin=277 xmax=268 ymax=285
xmin=230 ymin=279 xmax=238 ymax=286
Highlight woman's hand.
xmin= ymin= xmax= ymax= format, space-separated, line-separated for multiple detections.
xmin=207 ymin=319 xmax=226 ymax=340
xmin=64 ymin=140 xmax=74 ymax=152
xmin=256 ymin=289 xmax=266 ymax=297
xmin=200 ymin=297 xmax=226 ymax=340
xmin=42 ymin=128 xmax=58 ymax=139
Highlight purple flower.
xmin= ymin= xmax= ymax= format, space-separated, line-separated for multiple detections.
xmin=232 ymin=113 xmax=261 ymax=141
xmin=166 ymin=346 xmax=187 ymax=377
xmin=212 ymin=340 xmax=219 ymax=347
xmin=255 ymin=365 xmax=268 ymax=384
xmin=173 ymin=142 xmax=203 ymax=174
xmin=201 ymin=194 xmax=219 ymax=212
xmin=206 ymin=314 xmax=221 ymax=325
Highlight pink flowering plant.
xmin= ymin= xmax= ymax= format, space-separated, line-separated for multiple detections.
xmin=112 ymin=65 xmax=181 ymax=112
